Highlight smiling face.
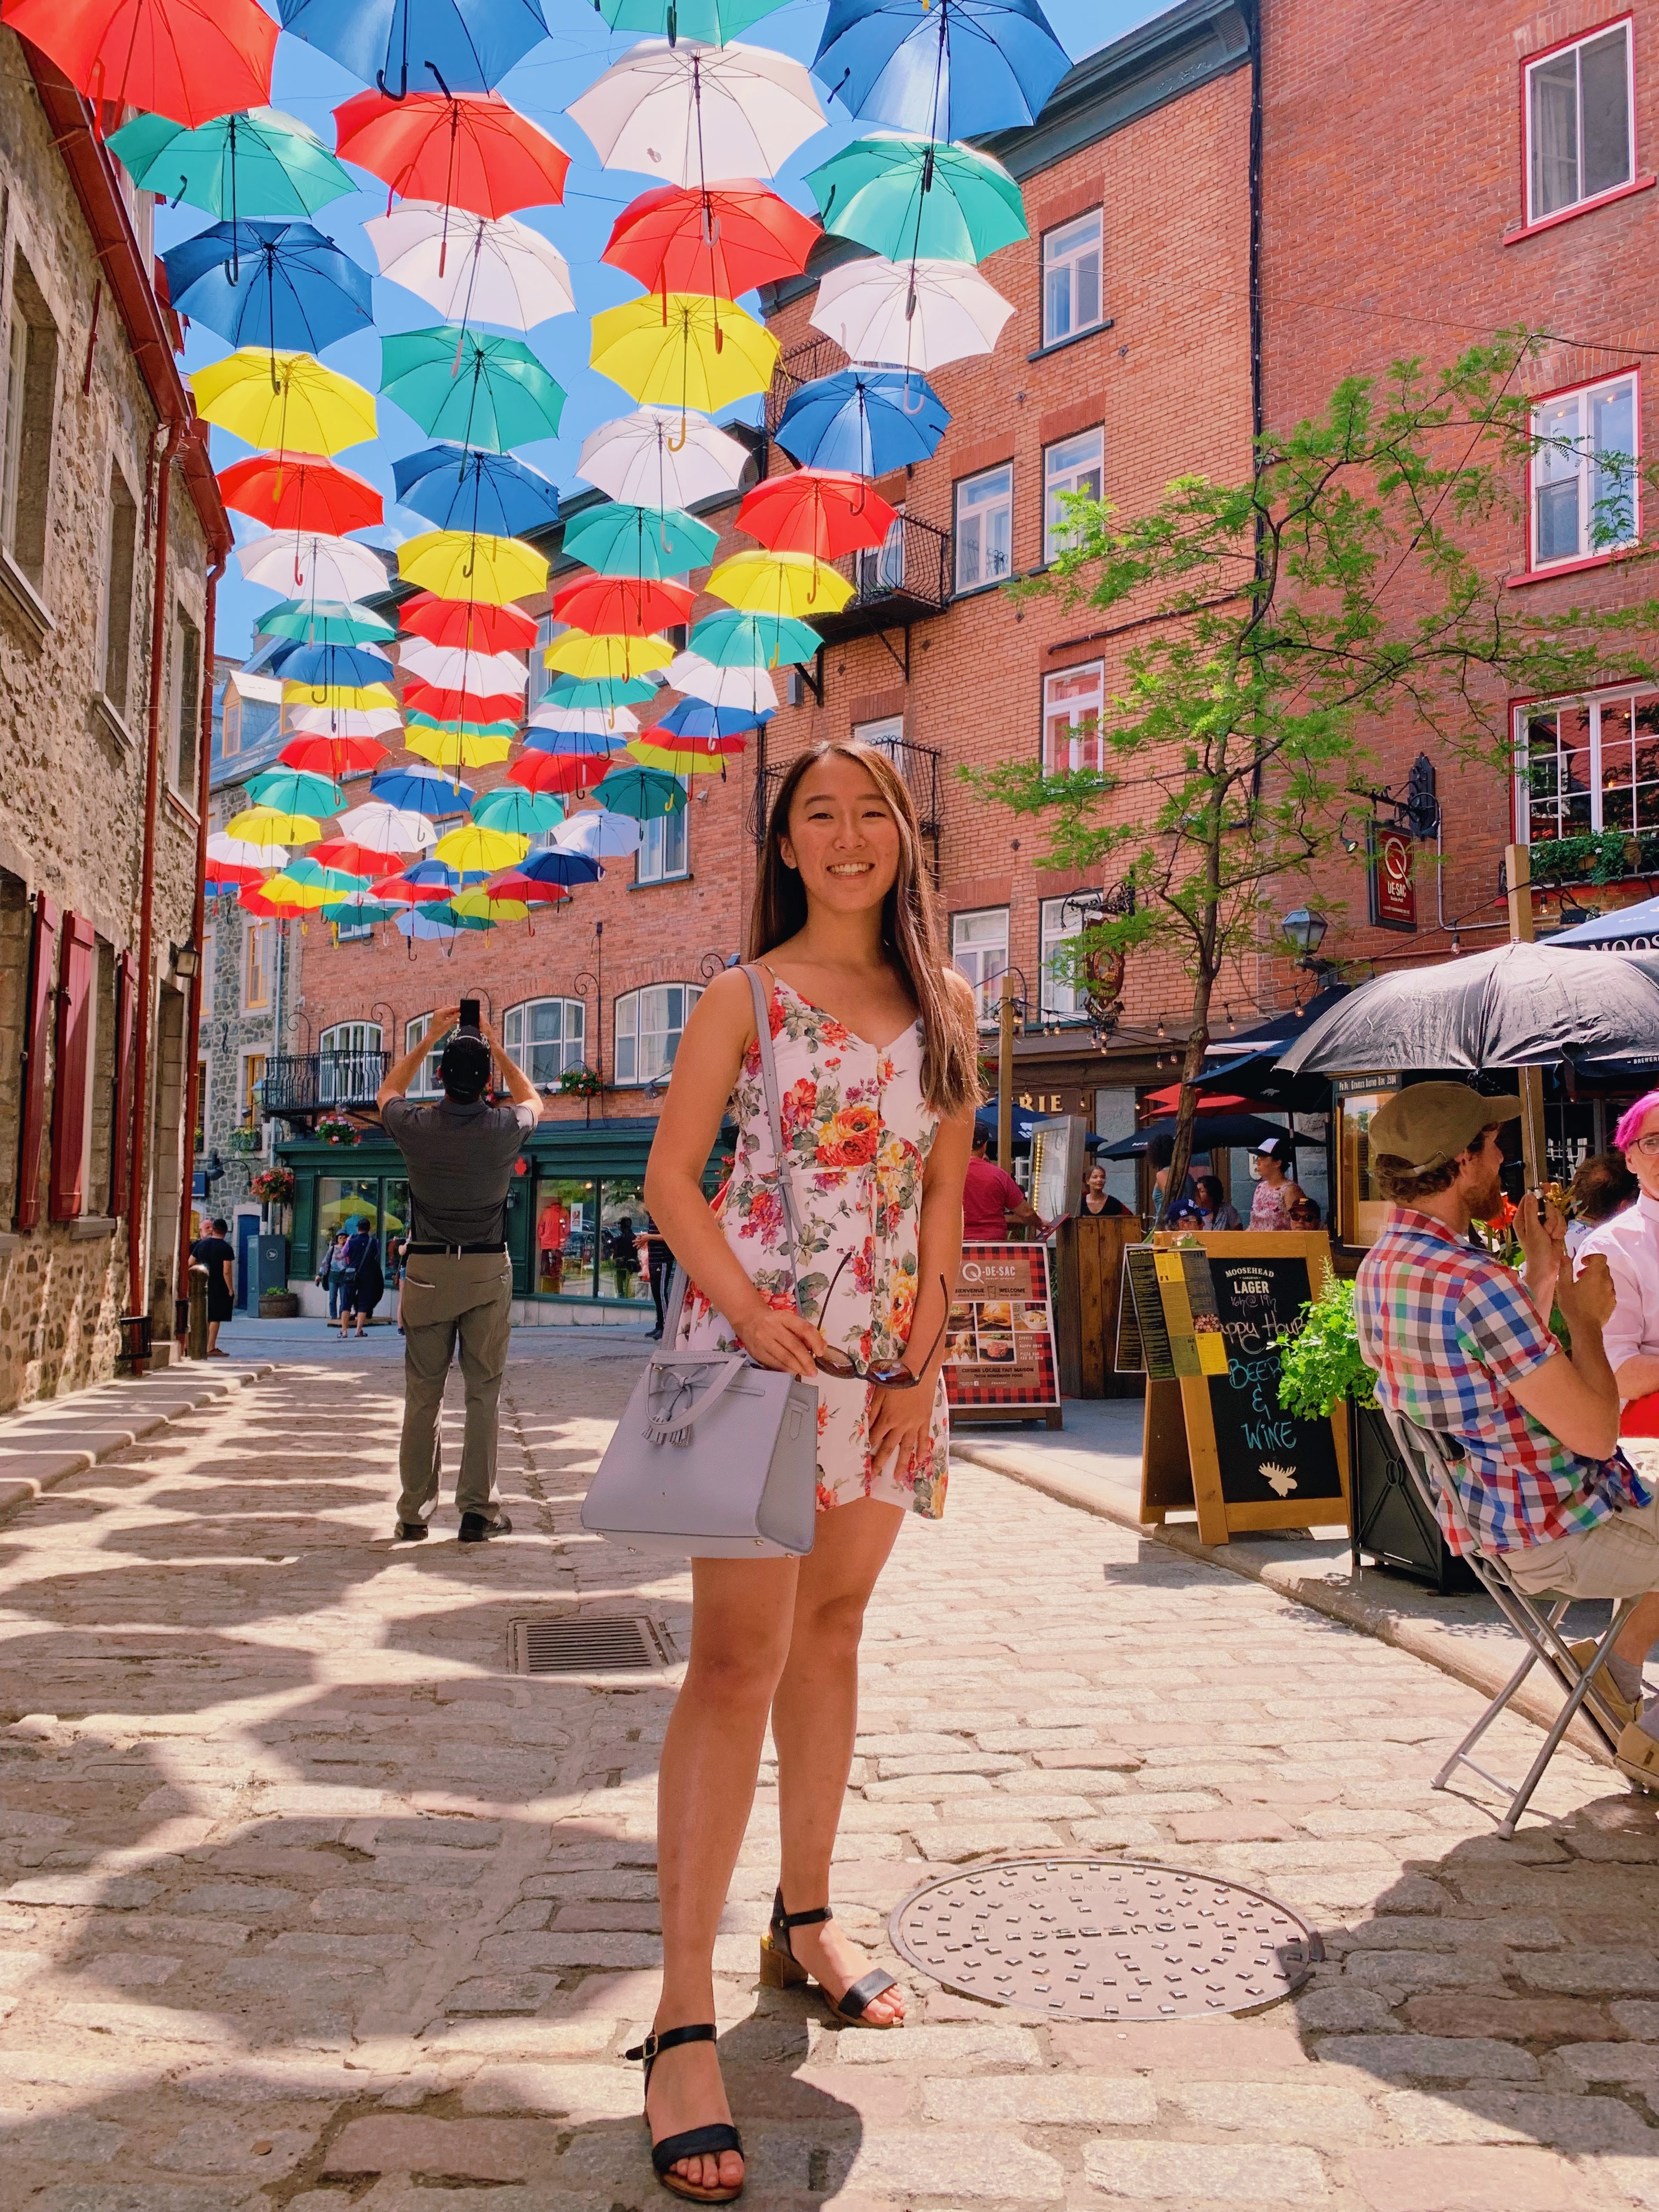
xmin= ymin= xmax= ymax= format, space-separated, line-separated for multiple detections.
xmin=778 ymin=752 xmax=902 ymax=917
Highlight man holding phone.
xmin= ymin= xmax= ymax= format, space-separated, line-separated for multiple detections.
xmin=377 ymin=1005 xmax=544 ymax=1543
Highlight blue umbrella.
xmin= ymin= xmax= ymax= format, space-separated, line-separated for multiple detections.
xmin=161 ymin=221 xmax=374 ymax=353
xmin=278 ymin=0 xmax=550 ymax=97
xmin=546 ymin=673 xmax=663 ymax=711
xmin=653 ymin=696 xmax=772 ymax=741
xmin=775 ymin=367 xmax=950 ymax=475
xmin=521 ymin=726 xmax=631 ymax=757
xmin=370 ymin=766 xmax=476 ymax=817
xmin=515 ymin=848 xmax=603 ymax=887
xmin=393 ymin=444 xmax=560 ymax=537
xmin=396 ymin=904 xmax=466 ymax=944
xmin=266 ymin=640 xmax=397 ymax=690
xmin=404 ymin=858 xmax=490 ymax=888
xmin=815 ymin=0 xmax=1071 ymax=139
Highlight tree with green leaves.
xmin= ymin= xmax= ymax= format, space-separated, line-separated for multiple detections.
xmin=970 ymin=334 xmax=1658 ymax=1218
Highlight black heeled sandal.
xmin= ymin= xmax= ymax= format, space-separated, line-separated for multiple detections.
xmin=624 ymin=2023 xmax=744 ymax=2205
xmin=758 ymin=1889 xmax=901 ymax=2027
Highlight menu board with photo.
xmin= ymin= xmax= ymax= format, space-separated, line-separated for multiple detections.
xmin=945 ymin=1243 xmax=1060 ymax=1420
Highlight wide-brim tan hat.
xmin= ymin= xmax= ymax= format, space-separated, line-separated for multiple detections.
xmin=1367 ymin=1083 xmax=1522 ymax=1171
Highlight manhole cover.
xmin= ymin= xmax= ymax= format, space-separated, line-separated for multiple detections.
xmin=507 ymin=1615 xmax=675 ymax=1675
xmin=889 ymin=1858 xmax=1321 ymax=2020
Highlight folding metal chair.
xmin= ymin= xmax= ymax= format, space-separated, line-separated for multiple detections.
xmin=1384 ymin=1408 xmax=1639 ymax=1837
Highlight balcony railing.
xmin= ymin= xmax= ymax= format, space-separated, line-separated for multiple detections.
xmin=261 ymin=1050 xmax=388 ymax=1119
xmin=765 ymin=334 xmax=848 ymax=436
xmin=811 ymin=510 xmax=953 ymax=641
xmin=754 ymin=731 xmax=943 ymax=850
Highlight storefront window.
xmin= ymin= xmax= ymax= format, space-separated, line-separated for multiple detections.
xmin=600 ymin=1179 xmax=653 ymax=1304
xmin=1337 ymin=1093 xmax=1392 ymax=1249
xmin=535 ymin=1176 xmax=596 ymax=1296
xmin=383 ymin=1179 xmax=410 ymax=1244
xmin=319 ymin=1177 xmax=383 ymax=1245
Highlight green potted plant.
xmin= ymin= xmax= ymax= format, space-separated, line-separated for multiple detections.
xmin=227 ymin=1124 xmax=261 ymax=1155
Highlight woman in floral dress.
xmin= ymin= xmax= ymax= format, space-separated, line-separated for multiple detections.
xmin=636 ymin=741 xmax=977 ymax=2202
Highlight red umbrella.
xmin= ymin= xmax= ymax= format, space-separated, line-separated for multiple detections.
xmin=635 ymin=726 xmax=747 ymax=758
xmin=334 ymin=90 xmax=570 ymax=221
xmin=238 ymin=883 xmax=286 ymax=917
xmin=311 ymin=838 xmax=402 ymax=879
xmin=371 ymin=873 xmax=451 ymax=905
xmin=510 ymin=751 xmax=610 ymax=795
xmin=279 ymin=734 xmax=390 ymax=777
xmin=739 ymin=469 xmax=897 ymax=558
xmin=1 ymin=0 xmax=275 ymax=127
xmin=402 ymin=679 xmax=524 ymax=727
xmin=486 ymin=871 xmax=571 ymax=906
xmin=603 ymin=181 xmax=820 ymax=302
xmin=400 ymin=593 xmax=538 ymax=653
xmin=551 ymin=575 xmax=695 ymax=637
xmin=218 ymin=454 xmax=383 ymax=536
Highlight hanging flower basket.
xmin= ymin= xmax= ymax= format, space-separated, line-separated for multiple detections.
xmin=227 ymin=1125 xmax=262 ymax=1155
xmin=558 ymin=1064 xmax=604 ymax=1099
xmin=250 ymin=1166 xmax=295 ymax=1206
xmin=315 ymin=1116 xmax=359 ymax=1147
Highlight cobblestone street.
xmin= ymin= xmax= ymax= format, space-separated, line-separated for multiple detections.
xmin=0 ymin=1341 xmax=1655 ymax=2211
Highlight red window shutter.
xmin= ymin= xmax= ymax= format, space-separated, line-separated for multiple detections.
xmin=48 ymin=913 xmax=95 ymax=1222
xmin=15 ymin=896 xmax=57 ymax=1233
xmin=109 ymin=949 xmax=138 ymax=1219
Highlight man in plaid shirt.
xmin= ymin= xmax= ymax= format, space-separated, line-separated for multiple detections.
xmin=1355 ymin=1082 xmax=1659 ymax=1787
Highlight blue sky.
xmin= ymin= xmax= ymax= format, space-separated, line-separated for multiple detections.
xmin=171 ymin=1 xmax=1167 ymax=655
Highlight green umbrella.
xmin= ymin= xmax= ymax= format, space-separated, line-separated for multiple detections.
xmin=472 ymin=786 xmax=565 ymax=837
xmin=431 ymin=899 xmax=495 ymax=932
xmin=595 ymin=0 xmax=787 ymax=39
xmin=109 ymin=108 xmax=356 ymax=223
xmin=545 ymin=674 xmax=662 ymax=712
xmin=405 ymin=709 xmax=522 ymax=742
xmin=806 ymin=134 xmax=1029 ymax=265
xmin=561 ymin=501 xmax=718 ymax=580
xmin=594 ymin=764 xmax=687 ymax=821
xmin=322 ymin=893 xmax=401 ymax=926
xmin=262 ymin=598 xmax=398 ymax=647
xmin=689 ymin=610 xmax=820 ymax=669
xmin=380 ymin=328 xmax=566 ymax=455
xmin=246 ymin=768 xmax=343 ymax=817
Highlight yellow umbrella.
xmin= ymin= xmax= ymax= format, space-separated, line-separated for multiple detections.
xmin=628 ymin=739 xmax=733 ymax=775
xmin=590 ymin=294 xmax=779 ymax=412
xmin=280 ymin=680 xmax=398 ymax=711
xmin=544 ymin=629 xmax=674 ymax=681
xmin=404 ymin=728 xmax=512 ymax=770
xmin=191 ymin=351 xmax=378 ymax=457
xmin=227 ymin=804 xmax=324 ymax=845
xmin=450 ymin=890 xmax=531 ymax=926
xmin=258 ymin=872 xmax=336 ymax=913
xmin=397 ymin=531 xmax=548 ymax=607
xmin=433 ymin=823 xmax=529 ymax=871
xmin=706 ymin=548 xmax=853 ymax=618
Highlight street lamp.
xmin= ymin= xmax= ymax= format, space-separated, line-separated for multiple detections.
xmin=1281 ymin=907 xmax=1340 ymax=984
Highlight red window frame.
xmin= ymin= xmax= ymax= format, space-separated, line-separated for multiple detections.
xmin=15 ymin=896 xmax=57 ymax=1233
xmin=1514 ymin=14 xmax=1649 ymax=242
xmin=1516 ymin=363 xmax=1641 ymax=583
xmin=48 ymin=913 xmax=95 ymax=1222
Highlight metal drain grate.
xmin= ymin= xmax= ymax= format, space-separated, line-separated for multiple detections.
xmin=889 ymin=1858 xmax=1321 ymax=2021
xmin=507 ymin=1614 xmax=676 ymax=1676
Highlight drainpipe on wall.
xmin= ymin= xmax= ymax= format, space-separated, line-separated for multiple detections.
xmin=126 ymin=413 xmax=183 ymax=1358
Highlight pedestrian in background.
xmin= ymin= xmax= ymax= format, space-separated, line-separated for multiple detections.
xmin=1567 ymin=1150 xmax=1639 ymax=1258
xmin=1250 ymin=1136 xmax=1307 ymax=1229
xmin=639 ymin=1218 xmax=676 ymax=1340
xmin=608 ymin=1214 xmax=640 ymax=1300
xmin=963 ymin=1122 xmax=1049 ymax=1241
xmin=1194 ymin=1173 xmax=1242 ymax=1231
xmin=340 ymin=1217 xmax=383 ymax=1340
xmin=318 ymin=1229 xmax=351 ymax=1321
xmin=1148 ymin=1131 xmax=1197 ymax=1223
xmin=188 ymin=1217 xmax=236 ymax=1358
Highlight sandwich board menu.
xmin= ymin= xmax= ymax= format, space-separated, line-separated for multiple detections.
xmin=945 ymin=1242 xmax=1062 ymax=1429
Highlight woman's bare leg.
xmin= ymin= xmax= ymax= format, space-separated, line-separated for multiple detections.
xmin=771 ymin=1498 xmax=906 ymax=2024
xmin=650 ymin=1554 xmax=798 ymax=2196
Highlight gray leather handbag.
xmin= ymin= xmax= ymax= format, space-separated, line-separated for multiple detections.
xmin=580 ymin=964 xmax=819 ymax=1558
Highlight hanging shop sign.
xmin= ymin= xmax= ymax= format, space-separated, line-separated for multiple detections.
xmin=946 ymin=1242 xmax=1061 ymax=1429
xmin=1368 ymin=822 xmax=1417 ymax=932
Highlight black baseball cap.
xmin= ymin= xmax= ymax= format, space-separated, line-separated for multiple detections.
xmin=438 ymin=1034 xmax=491 ymax=1102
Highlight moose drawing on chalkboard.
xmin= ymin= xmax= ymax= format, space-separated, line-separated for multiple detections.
xmin=1260 ymin=1462 xmax=1299 ymax=1498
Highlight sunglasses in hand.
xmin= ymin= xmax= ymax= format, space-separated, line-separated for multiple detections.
xmin=810 ymin=1249 xmax=948 ymax=1387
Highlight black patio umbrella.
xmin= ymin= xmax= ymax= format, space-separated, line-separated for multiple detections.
xmin=1276 ymin=941 xmax=1659 ymax=1075
xmin=1098 ymin=1113 xmax=1301 ymax=1159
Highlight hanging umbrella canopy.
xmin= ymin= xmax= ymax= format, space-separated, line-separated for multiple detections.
xmin=594 ymin=763 xmax=688 ymax=819
xmin=590 ymin=292 xmax=778 ymax=414
xmin=630 ymin=734 xmax=742 ymax=772
xmin=237 ymin=529 xmax=390 ymax=603
xmin=511 ymin=749 xmax=612 ymax=795
xmin=397 ymin=529 xmax=548 ymax=605
xmin=552 ymin=574 xmax=695 ymax=637
xmin=219 ymin=456 xmax=383 ymax=537
xmin=545 ymin=630 xmax=675 ymax=682
xmin=523 ymin=724 xmax=633 ymax=758
xmin=380 ymin=328 xmax=566 ymax=453
xmin=397 ymin=904 xmax=467 ymax=941
xmin=595 ymin=0 xmax=790 ymax=37
xmin=404 ymin=726 xmax=514 ymax=767
xmin=575 ymin=404 xmax=748 ymax=511
xmin=246 ymin=766 xmax=343 ymax=817
xmin=398 ymin=638 xmax=526 ymax=694
xmin=227 ymin=803 xmax=324 ymax=845
xmin=603 ymin=179 xmax=820 ymax=300
xmin=545 ymin=672 xmax=663 ymax=711
xmin=280 ymin=0 xmax=550 ymax=97
xmin=407 ymin=857 xmax=490 ymax=888
xmin=1098 ymin=1112 xmax=1300 ymax=1160
xmin=371 ymin=763 xmax=475 ymax=815
xmin=526 ymin=703 xmax=640 ymax=739
xmin=323 ymin=893 xmax=402 ymax=926
xmin=560 ymin=500 xmax=718 ymax=579
xmin=512 ymin=845 xmax=604 ymax=885
xmin=810 ymin=254 xmax=1015 ymax=372
xmin=334 ymin=89 xmax=571 ymax=219
xmin=161 ymin=220 xmax=374 ymax=352
xmin=1548 ymin=895 xmax=1659 ymax=949
xmin=689 ymin=608 xmax=819 ymax=669
xmin=472 ymin=785 xmax=565 ymax=837
xmin=290 ymin=702 xmax=405 ymax=737
xmin=445 ymin=889 xmax=526 ymax=926
xmin=239 ymin=883 xmax=290 ymax=917
xmin=568 ymin=37 xmax=825 ymax=188
xmin=191 ymin=351 xmax=378 ymax=455
xmin=280 ymin=679 xmax=397 ymax=712
xmin=393 ymin=444 xmax=560 ymax=536
xmin=259 ymin=594 xmax=396 ymax=645
xmin=775 ymin=365 xmax=949 ymax=473
xmin=556 ymin=805 xmax=644 ymax=857
xmin=309 ymin=837 xmax=403 ymax=880
xmin=707 ymin=548 xmax=854 ymax=619
xmin=110 ymin=106 xmax=354 ymax=220
xmin=806 ymin=132 xmax=1028 ymax=263
xmin=267 ymin=640 xmax=396 ymax=691
xmin=665 ymin=650 xmax=776 ymax=714
xmin=486 ymin=871 xmax=573 ymax=906
xmin=737 ymin=469 xmax=896 ymax=558
xmin=364 ymin=202 xmax=575 ymax=329
xmin=814 ymin=0 xmax=1071 ymax=139
xmin=278 ymin=733 xmax=390 ymax=777
xmin=374 ymin=871 xmax=453 ymax=905
xmin=338 ymin=801 xmax=441 ymax=851
xmin=3 ymin=0 xmax=276 ymax=126
xmin=400 ymin=591 xmax=538 ymax=653
xmin=434 ymin=822 xmax=528 ymax=871
xmin=403 ymin=678 xmax=524 ymax=726
xmin=205 ymin=830 xmax=287 ymax=884
xmin=653 ymin=693 xmax=769 ymax=740
xmin=1277 ymin=941 xmax=1659 ymax=1075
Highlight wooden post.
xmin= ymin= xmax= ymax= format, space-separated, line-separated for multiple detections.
xmin=998 ymin=969 xmax=1016 ymax=1172
xmin=1504 ymin=842 xmax=1548 ymax=1187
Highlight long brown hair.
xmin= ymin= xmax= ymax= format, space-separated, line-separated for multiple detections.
xmin=749 ymin=739 xmax=981 ymax=1117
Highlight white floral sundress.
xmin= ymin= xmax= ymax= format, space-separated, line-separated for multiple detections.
xmin=675 ymin=974 xmax=949 ymax=1519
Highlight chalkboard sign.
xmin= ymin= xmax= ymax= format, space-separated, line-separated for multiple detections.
xmin=1206 ymin=1252 xmax=1343 ymax=1507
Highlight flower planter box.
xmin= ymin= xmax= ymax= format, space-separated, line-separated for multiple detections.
xmin=1348 ymin=1400 xmax=1477 ymax=1594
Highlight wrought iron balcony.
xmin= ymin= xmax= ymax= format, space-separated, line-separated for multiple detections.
xmin=765 ymin=334 xmax=847 ymax=436
xmin=260 ymin=1050 xmax=388 ymax=1120
xmin=809 ymin=510 xmax=953 ymax=644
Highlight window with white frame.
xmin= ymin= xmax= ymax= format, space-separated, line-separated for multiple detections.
xmin=1531 ymin=371 xmax=1638 ymax=568
xmin=244 ymin=919 xmax=273 ymax=1010
xmin=1042 ymin=662 xmax=1105 ymax=774
xmin=503 ymin=996 xmax=586 ymax=1086
xmin=856 ymin=504 xmax=906 ymax=595
xmin=1521 ymin=686 xmax=1659 ymax=842
xmin=1040 ymin=897 xmax=1087 ymax=1020
xmin=1043 ymin=428 xmax=1103 ymax=561
xmin=853 ymin=713 xmax=904 ymax=755
xmin=1526 ymin=20 xmax=1634 ymax=224
xmin=952 ymin=907 xmax=1009 ymax=1029
xmin=318 ymin=1020 xmax=383 ymax=1104
xmin=219 ymin=684 xmax=241 ymax=759
xmin=955 ymin=463 xmax=1013 ymax=592
xmin=614 ymin=983 xmax=701 ymax=1086
xmin=1042 ymin=210 xmax=1103 ymax=346
xmin=404 ymin=1013 xmax=444 ymax=1096
xmin=636 ymin=780 xmax=689 ymax=883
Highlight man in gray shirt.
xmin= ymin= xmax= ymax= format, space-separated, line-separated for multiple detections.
xmin=378 ymin=1007 xmax=544 ymax=1543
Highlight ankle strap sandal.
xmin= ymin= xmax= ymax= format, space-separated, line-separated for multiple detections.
xmin=759 ymin=1889 xmax=900 ymax=2027
xmin=624 ymin=2023 xmax=744 ymax=2204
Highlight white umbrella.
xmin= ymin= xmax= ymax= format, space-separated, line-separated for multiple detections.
xmin=236 ymin=531 xmax=390 ymax=602
xmin=363 ymin=201 xmax=577 ymax=330
xmin=568 ymin=39 xmax=823 ymax=188
xmin=527 ymin=701 xmax=642 ymax=736
xmin=335 ymin=803 xmax=438 ymax=853
xmin=288 ymin=704 xmax=405 ymax=738
xmin=576 ymin=404 xmax=749 ymax=509
xmin=207 ymin=831 xmax=287 ymax=870
xmin=810 ymin=255 xmax=1016 ymax=372
xmin=665 ymin=650 xmax=777 ymax=714
xmin=555 ymin=806 xmax=644 ymax=857
xmin=397 ymin=638 xmax=528 ymax=696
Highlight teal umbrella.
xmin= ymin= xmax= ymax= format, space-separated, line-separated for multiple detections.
xmin=472 ymin=786 xmax=565 ymax=837
xmin=689 ymin=609 xmax=821 ymax=669
xmin=262 ymin=599 xmax=398 ymax=647
xmin=546 ymin=673 xmax=662 ymax=711
xmin=806 ymin=134 xmax=1029 ymax=264
xmin=594 ymin=764 xmax=687 ymax=820
xmin=595 ymin=0 xmax=787 ymax=38
xmin=109 ymin=108 xmax=355 ymax=222
xmin=561 ymin=501 xmax=718 ymax=580
xmin=322 ymin=893 xmax=401 ymax=926
xmin=405 ymin=709 xmax=522 ymax=741
xmin=247 ymin=768 xmax=343 ymax=816
xmin=380 ymin=328 xmax=565 ymax=455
